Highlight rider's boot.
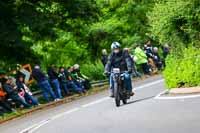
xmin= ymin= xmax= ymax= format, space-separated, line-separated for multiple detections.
xmin=127 ymin=90 xmax=134 ymax=96
xmin=109 ymin=91 xmax=114 ymax=98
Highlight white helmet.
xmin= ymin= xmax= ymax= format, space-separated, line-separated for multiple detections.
xmin=111 ymin=42 xmax=121 ymax=50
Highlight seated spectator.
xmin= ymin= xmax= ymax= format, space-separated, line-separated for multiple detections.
xmin=72 ymin=64 xmax=91 ymax=90
xmin=2 ymin=77 xmax=31 ymax=108
xmin=58 ymin=67 xmax=84 ymax=94
xmin=67 ymin=66 xmax=85 ymax=92
xmin=101 ymin=49 xmax=108 ymax=67
xmin=152 ymin=47 xmax=163 ymax=70
xmin=48 ymin=64 xmax=62 ymax=99
xmin=57 ymin=67 xmax=70 ymax=96
xmin=134 ymin=45 xmax=151 ymax=75
xmin=16 ymin=76 xmax=39 ymax=106
xmin=32 ymin=65 xmax=56 ymax=102
xmin=0 ymin=82 xmax=15 ymax=116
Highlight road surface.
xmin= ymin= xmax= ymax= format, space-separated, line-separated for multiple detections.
xmin=1 ymin=75 xmax=200 ymax=133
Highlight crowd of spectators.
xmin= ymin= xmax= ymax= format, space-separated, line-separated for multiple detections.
xmin=101 ymin=40 xmax=170 ymax=77
xmin=0 ymin=64 xmax=91 ymax=117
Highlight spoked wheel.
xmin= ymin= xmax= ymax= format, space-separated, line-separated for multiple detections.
xmin=114 ymin=82 xmax=120 ymax=107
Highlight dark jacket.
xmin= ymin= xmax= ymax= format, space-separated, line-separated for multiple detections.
xmin=105 ymin=50 xmax=133 ymax=72
xmin=3 ymin=83 xmax=18 ymax=97
xmin=163 ymin=47 xmax=170 ymax=59
xmin=58 ymin=72 xmax=68 ymax=83
xmin=144 ymin=45 xmax=154 ymax=58
xmin=48 ymin=67 xmax=58 ymax=80
xmin=101 ymin=55 xmax=108 ymax=67
xmin=32 ymin=68 xmax=47 ymax=83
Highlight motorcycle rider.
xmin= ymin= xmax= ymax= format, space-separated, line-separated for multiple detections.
xmin=104 ymin=42 xmax=134 ymax=97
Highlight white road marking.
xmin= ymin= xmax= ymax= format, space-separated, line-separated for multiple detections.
xmin=19 ymin=108 xmax=80 ymax=133
xmin=154 ymin=90 xmax=200 ymax=100
xmin=81 ymin=97 xmax=110 ymax=108
xmin=28 ymin=120 xmax=50 ymax=133
xmin=19 ymin=78 xmax=164 ymax=133
xmin=51 ymin=108 xmax=80 ymax=120
xmin=155 ymin=94 xmax=200 ymax=100
xmin=154 ymin=90 xmax=168 ymax=99
xmin=133 ymin=79 xmax=164 ymax=91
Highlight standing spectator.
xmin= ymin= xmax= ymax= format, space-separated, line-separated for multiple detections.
xmin=144 ymin=40 xmax=157 ymax=72
xmin=163 ymin=44 xmax=170 ymax=59
xmin=0 ymin=82 xmax=14 ymax=115
xmin=48 ymin=65 xmax=62 ymax=99
xmin=32 ymin=65 xmax=56 ymax=102
xmin=134 ymin=45 xmax=151 ymax=75
xmin=72 ymin=64 xmax=91 ymax=90
xmin=152 ymin=47 xmax=163 ymax=70
xmin=16 ymin=76 xmax=39 ymax=106
xmin=2 ymin=77 xmax=31 ymax=108
xmin=162 ymin=44 xmax=170 ymax=67
xmin=101 ymin=49 xmax=108 ymax=67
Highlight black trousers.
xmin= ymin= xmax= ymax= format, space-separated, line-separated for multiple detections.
xmin=0 ymin=99 xmax=13 ymax=113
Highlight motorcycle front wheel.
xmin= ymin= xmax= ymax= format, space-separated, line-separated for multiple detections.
xmin=114 ymin=82 xmax=120 ymax=107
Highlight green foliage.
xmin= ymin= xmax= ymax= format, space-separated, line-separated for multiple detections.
xmin=81 ymin=61 xmax=104 ymax=81
xmin=163 ymin=47 xmax=200 ymax=89
xmin=149 ymin=0 xmax=200 ymax=47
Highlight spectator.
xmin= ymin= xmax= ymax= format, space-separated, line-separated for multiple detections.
xmin=162 ymin=44 xmax=170 ymax=67
xmin=48 ymin=64 xmax=62 ymax=99
xmin=152 ymin=47 xmax=163 ymax=70
xmin=32 ymin=65 xmax=56 ymax=102
xmin=16 ymin=76 xmax=39 ymax=106
xmin=2 ymin=77 xmax=31 ymax=108
xmin=134 ymin=45 xmax=151 ymax=75
xmin=124 ymin=48 xmax=142 ymax=78
xmin=101 ymin=49 xmax=108 ymax=67
xmin=163 ymin=44 xmax=170 ymax=59
xmin=57 ymin=67 xmax=70 ymax=96
xmin=72 ymin=64 xmax=91 ymax=90
xmin=144 ymin=40 xmax=157 ymax=72
xmin=67 ymin=66 xmax=85 ymax=93
xmin=0 ymin=82 xmax=14 ymax=116
xmin=58 ymin=67 xmax=84 ymax=94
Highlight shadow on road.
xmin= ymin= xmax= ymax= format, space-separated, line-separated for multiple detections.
xmin=121 ymin=96 xmax=155 ymax=107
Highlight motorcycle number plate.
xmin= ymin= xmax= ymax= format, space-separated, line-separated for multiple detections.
xmin=113 ymin=68 xmax=120 ymax=73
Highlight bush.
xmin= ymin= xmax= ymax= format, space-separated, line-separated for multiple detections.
xmin=81 ymin=61 xmax=105 ymax=81
xmin=163 ymin=46 xmax=200 ymax=89
xmin=148 ymin=0 xmax=200 ymax=47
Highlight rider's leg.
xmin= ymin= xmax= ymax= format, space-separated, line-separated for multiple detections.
xmin=109 ymin=73 xmax=114 ymax=97
xmin=124 ymin=73 xmax=134 ymax=96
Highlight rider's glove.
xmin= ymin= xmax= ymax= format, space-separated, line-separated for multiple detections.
xmin=128 ymin=68 xmax=132 ymax=74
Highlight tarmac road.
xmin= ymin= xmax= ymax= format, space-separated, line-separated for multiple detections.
xmin=1 ymin=75 xmax=200 ymax=133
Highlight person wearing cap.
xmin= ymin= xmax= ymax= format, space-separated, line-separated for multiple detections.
xmin=2 ymin=77 xmax=31 ymax=108
xmin=32 ymin=65 xmax=56 ymax=102
xmin=104 ymin=42 xmax=134 ymax=97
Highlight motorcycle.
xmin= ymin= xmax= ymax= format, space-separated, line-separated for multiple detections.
xmin=112 ymin=68 xmax=132 ymax=107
